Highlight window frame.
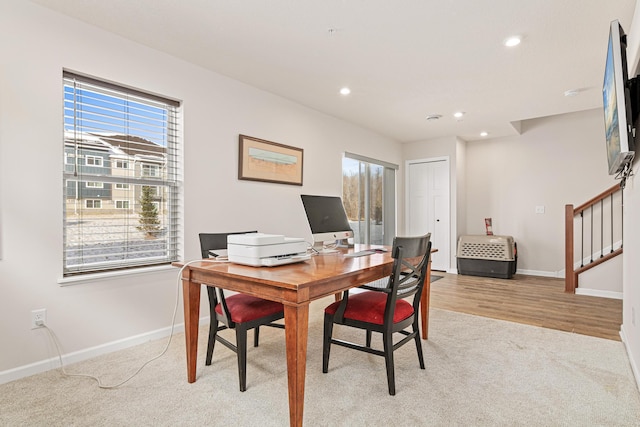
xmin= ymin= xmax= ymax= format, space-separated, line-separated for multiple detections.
xmin=141 ymin=163 xmax=160 ymax=178
xmin=62 ymin=71 xmax=181 ymax=279
xmin=85 ymin=155 xmax=103 ymax=167
xmin=85 ymin=199 xmax=102 ymax=209
xmin=115 ymin=200 xmax=130 ymax=209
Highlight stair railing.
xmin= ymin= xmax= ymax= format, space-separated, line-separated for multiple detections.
xmin=565 ymin=184 xmax=623 ymax=293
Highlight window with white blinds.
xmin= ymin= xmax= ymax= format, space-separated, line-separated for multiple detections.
xmin=63 ymin=71 xmax=181 ymax=276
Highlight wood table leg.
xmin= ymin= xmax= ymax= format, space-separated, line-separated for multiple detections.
xmin=420 ymin=258 xmax=432 ymax=340
xmin=284 ymin=303 xmax=310 ymax=427
xmin=182 ymin=268 xmax=201 ymax=383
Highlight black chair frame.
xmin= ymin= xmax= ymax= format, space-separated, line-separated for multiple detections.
xmin=322 ymin=235 xmax=432 ymax=395
xmin=199 ymin=231 xmax=285 ymax=392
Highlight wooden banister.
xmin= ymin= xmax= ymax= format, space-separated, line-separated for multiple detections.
xmin=565 ymin=184 xmax=623 ymax=293
xmin=565 ymin=204 xmax=575 ymax=293
xmin=573 ymin=184 xmax=620 ymax=213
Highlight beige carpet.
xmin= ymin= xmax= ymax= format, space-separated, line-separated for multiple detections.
xmin=1 ymin=296 xmax=639 ymax=426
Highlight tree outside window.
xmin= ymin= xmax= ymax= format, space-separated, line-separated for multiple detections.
xmin=137 ymin=185 xmax=161 ymax=238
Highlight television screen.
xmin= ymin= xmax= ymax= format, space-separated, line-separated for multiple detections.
xmin=602 ymin=20 xmax=635 ymax=175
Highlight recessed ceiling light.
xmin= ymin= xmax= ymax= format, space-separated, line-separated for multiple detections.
xmin=453 ymin=111 xmax=465 ymax=119
xmin=426 ymin=114 xmax=442 ymax=121
xmin=564 ymin=89 xmax=580 ymax=97
xmin=480 ymin=131 xmax=489 ymax=137
xmin=340 ymin=87 xmax=351 ymax=96
xmin=504 ymin=36 xmax=521 ymax=47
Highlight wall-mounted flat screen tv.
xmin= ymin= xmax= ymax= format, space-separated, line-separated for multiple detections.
xmin=602 ymin=19 xmax=636 ymax=175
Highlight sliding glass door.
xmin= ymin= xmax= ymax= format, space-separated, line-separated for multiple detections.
xmin=342 ymin=153 xmax=397 ymax=245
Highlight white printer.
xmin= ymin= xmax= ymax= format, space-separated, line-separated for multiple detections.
xmin=227 ymin=233 xmax=311 ymax=267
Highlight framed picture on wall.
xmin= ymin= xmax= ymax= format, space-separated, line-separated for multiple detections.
xmin=238 ymin=135 xmax=304 ymax=186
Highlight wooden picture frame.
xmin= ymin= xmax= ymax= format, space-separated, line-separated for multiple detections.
xmin=238 ymin=135 xmax=304 ymax=186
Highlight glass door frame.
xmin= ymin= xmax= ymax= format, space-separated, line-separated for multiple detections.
xmin=342 ymin=152 xmax=397 ymax=245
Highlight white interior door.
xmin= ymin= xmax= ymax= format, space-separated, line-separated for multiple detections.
xmin=407 ymin=159 xmax=450 ymax=271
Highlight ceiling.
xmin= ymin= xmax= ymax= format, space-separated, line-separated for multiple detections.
xmin=32 ymin=0 xmax=637 ymax=143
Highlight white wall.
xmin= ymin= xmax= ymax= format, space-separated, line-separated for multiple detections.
xmin=463 ymin=109 xmax=614 ymax=275
xmin=622 ymin=167 xmax=640 ymax=390
xmin=577 ymin=256 xmax=623 ymax=299
xmin=456 ymin=138 xmax=468 ymax=240
xmin=0 ymin=1 xmax=400 ymax=380
xmin=618 ymin=0 xmax=640 ymax=394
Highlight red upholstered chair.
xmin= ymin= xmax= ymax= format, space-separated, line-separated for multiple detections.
xmin=322 ymin=234 xmax=432 ymax=395
xmin=199 ymin=232 xmax=284 ymax=392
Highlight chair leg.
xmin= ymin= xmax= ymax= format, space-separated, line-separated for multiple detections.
xmin=236 ymin=325 xmax=248 ymax=392
xmin=254 ymin=326 xmax=260 ymax=347
xmin=322 ymin=314 xmax=334 ymax=373
xmin=206 ymin=319 xmax=219 ymax=366
xmin=383 ymin=331 xmax=396 ymax=396
xmin=414 ymin=322 xmax=425 ymax=369
xmin=365 ymin=330 xmax=372 ymax=348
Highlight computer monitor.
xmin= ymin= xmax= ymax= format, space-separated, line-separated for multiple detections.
xmin=300 ymin=194 xmax=354 ymax=252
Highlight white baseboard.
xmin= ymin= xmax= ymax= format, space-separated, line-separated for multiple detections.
xmin=620 ymin=324 xmax=640 ymax=393
xmin=516 ymin=269 xmax=562 ymax=278
xmin=575 ymin=288 xmax=623 ymax=300
xmin=0 ymin=317 xmax=209 ymax=386
xmin=442 ymin=268 xmax=561 ymax=278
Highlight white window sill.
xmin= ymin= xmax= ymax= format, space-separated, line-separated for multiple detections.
xmin=58 ymin=264 xmax=177 ymax=286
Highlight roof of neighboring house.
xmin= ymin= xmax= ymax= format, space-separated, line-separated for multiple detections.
xmin=63 ymin=130 xmax=167 ymax=164
xmin=93 ymin=134 xmax=166 ymax=158
xmin=64 ymin=131 xmax=111 ymax=152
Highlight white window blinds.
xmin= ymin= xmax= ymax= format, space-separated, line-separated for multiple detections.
xmin=63 ymin=71 xmax=181 ymax=276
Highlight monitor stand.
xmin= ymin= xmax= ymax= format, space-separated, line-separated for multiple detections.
xmin=336 ymin=238 xmax=354 ymax=248
xmin=312 ymin=241 xmax=339 ymax=254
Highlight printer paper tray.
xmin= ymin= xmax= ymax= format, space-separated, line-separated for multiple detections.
xmin=228 ymin=253 xmax=311 ymax=267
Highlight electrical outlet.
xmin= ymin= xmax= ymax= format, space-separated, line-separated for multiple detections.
xmin=535 ymin=205 xmax=545 ymax=214
xmin=31 ymin=309 xmax=46 ymax=329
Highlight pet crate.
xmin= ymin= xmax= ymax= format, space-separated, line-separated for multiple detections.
xmin=456 ymin=235 xmax=517 ymax=279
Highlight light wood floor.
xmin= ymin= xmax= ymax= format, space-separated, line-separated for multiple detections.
xmin=429 ymin=272 xmax=623 ymax=341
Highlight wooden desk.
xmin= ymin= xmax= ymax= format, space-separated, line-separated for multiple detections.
xmin=177 ymin=245 xmax=433 ymax=427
